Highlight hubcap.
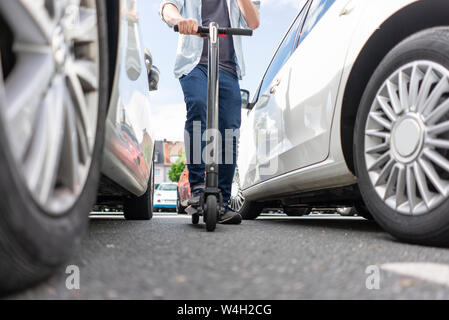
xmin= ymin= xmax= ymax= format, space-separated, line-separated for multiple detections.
xmin=391 ymin=115 xmax=424 ymax=162
xmin=0 ymin=0 xmax=100 ymax=215
xmin=365 ymin=61 xmax=449 ymax=215
xmin=230 ymin=167 xmax=245 ymax=212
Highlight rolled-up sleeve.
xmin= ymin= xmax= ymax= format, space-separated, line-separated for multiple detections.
xmin=159 ymin=0 xmax=184 ymax=26
xmin=239 ymin=0 xmax=260 ymax=29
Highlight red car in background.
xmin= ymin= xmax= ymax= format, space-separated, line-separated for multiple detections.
xmin=177 ymin=167 xmax=190 ymax=214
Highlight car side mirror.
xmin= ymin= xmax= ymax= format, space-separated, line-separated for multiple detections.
xmin=148 ymin=65 xmax=160 ymax=91
xmin=144 ymin=49 xmax=153 ymax=72
xmin=144 ymin=49 xmax=159 ymax=91
xmin=241 ymin=89 xmax=250 ymax=109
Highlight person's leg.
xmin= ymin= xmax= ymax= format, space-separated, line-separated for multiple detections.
xmin=179 ymin=65 xmax=208 ymax=192
xmin=218 ymin=69 xmax=242 ymax=205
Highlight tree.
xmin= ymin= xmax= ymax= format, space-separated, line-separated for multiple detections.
xmin=168 ymin=153 xmax=186 ymax=182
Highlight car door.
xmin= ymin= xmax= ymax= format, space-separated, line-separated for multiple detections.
xmin=278 ymin=0 xmax=361 ymax=174
xmin=239 ymin=3 xmax=310 ymax=189
xmin=102 ymin=0 xmax=156 ymax=196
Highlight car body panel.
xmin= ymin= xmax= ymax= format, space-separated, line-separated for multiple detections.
xmin=279 ymin=0 xmax=360 ymax=174
xmin=101 ymin=0 xmax=155 ymax=197
xmin=239 ymin=5 xmax=310 ymax=190
xmin=240 ymin=0 xmax=419 ymax=201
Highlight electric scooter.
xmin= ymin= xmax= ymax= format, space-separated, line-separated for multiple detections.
xmin=174 ymin=22 xmax=253 ymax=231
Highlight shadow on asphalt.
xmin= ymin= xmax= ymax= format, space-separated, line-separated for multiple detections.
xmin=87 ymin=214 xmax=446 ymax=248
xmin=87 ymin=213 xmax=390 ymax=238
xmin=257 ymin=216 xmax=383 ymax=234
xmin=88 ymin=214 xmax=383 ymax=234
xmin=89 ymin=218 xmax=126 ymax=222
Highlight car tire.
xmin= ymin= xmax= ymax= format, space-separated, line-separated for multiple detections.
xmin=0 ymin=0 xmax=108 ymax=293
xmin=230 ymin=167 xmax=264 ymax=220
xmin=354 ymin=202 xmax=374 ymax=221
xmin=354 ymin=27 xmax=449 ymax=246
xmin=124 ymin=163 xmax=154 ymax=221
xmin=237 ymin=199 xmax=264 ymax=220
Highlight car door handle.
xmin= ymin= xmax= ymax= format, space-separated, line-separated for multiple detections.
xmin=270 ymin=79 xmax=281 ymax=94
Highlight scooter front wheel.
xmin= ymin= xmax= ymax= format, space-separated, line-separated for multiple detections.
xmin=192 ymin=214 xmax=200 ymax=225
xmin=205 ymin=195 xmax=218 ymax=232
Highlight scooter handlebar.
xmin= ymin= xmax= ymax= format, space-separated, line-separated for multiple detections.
xmin=174 ymin=25 xmax=253 ymax=36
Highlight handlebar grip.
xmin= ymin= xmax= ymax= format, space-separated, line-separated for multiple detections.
xmin=173 ymin=25 xmax=208 ymax=34
xmin=174 ymin=25 xmax=253 ymax=37
xmin=197 ymin=26 xmax=209 ymax=34
xmin=220 ymin=28 xmax=253 ymax=36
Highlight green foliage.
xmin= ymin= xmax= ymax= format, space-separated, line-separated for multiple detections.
xmin=168 ymin=153 xmax=186 ymax=182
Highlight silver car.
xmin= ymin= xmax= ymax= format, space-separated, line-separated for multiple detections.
xmin=0 ymin=0 xmax=158 ymax=292
xmin=232 ymin=0 xmax=449 ymax=246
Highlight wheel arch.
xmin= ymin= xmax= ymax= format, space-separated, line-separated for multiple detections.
xmin=105 ymin=0 xmax=120 ymax=104
xmin=340 ymin=0 xmax=449 ymax=174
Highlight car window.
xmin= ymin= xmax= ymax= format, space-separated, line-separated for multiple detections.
xmin=158 ymin=184 xmax=177 ymax=191
xmin=298 ymin=0 xmax=336 ymax=46
xmin=256 ymin=2 xmax=309 ymax=99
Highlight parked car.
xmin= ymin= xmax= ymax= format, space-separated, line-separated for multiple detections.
xmin=0 ymin=0 xmax=159 ymax=292
xmin=177 ymin=167 xmax=190 ymax=214
xmin=154 ymin=183 xmax=178 ymax=212
xmin=233 ymin=0 xmax=449 ymax=246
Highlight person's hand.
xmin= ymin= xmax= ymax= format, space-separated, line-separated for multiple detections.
xmin=177 ymin=18 xmax=199 ymax=36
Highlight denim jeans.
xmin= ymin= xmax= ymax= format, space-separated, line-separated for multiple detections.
xmin=180 ymin=64 xmax=241 ymax=203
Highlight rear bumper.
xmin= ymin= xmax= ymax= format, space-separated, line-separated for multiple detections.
xmin=154 ymin=204 xmax=177 ymax=208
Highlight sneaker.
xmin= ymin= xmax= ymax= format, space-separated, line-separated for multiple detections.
xmin=219 ymin=206 xmax=242 ymax=225
xmin=188 ymin=185 xmax=204 ymax=207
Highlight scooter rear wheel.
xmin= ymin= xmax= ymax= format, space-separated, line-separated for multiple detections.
xmin=205 ymin=195 xmax=218 ymax=232
xmin=192 ymin=214 xmax=200 ymax=225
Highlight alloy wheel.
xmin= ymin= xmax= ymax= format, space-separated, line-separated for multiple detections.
xmin=230 ymin=167 xmax=245 ymax=212
xmin=365 ymin=60 xmax=449 ymax=215
xmin=0 ymin=0 xmax=100 ymax=215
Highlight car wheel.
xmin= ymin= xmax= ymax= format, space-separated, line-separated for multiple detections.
xmin=177 ymin=191 xmax=186 ymax=214
xmin=124 ymin=161 xmax=154 ymax=220
xmin=0 ymin=0 xmax=108 ymax=293
xmin=354 ymin=27 xmax=449 ymax=246
xmin=230 ymin=167 xmax=264 ymax=220
xmin=354 ymin=202 xmax=374 ymax=221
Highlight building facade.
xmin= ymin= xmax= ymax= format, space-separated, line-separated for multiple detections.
xmin=154 ymin=140 xmax=185 ymax=185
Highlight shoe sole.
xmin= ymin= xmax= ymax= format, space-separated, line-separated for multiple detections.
xmin=219 ymin=214 xmax=242 ymax=225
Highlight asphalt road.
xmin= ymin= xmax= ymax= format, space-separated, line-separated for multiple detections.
xmin=10 ymin=212 xmax=449 ymax=299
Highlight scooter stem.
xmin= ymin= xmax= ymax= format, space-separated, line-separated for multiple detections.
xmin=205 ymin=22 xmax=220 ymax=189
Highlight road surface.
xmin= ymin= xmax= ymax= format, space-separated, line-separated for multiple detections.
xmin=10 ymin=212 xmax=449 ymax=299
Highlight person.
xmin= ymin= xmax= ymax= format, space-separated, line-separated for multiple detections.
xmin=160 ymin=0 xmax=260 ymax=224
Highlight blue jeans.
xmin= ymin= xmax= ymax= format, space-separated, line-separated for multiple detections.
xmin=180 ymin=64 xmax=241 ymax=203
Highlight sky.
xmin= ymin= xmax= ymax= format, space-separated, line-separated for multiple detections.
xmin=139 ymin=0 xmax=305 ymax=141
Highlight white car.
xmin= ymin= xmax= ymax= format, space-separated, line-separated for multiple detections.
xmin=232 ymin=0 xmax=449 ymax=246
xmin=0 ymin=0 xmax=158 ymax=292
xmin=154 ymin=183 xmax=178 ymax=212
